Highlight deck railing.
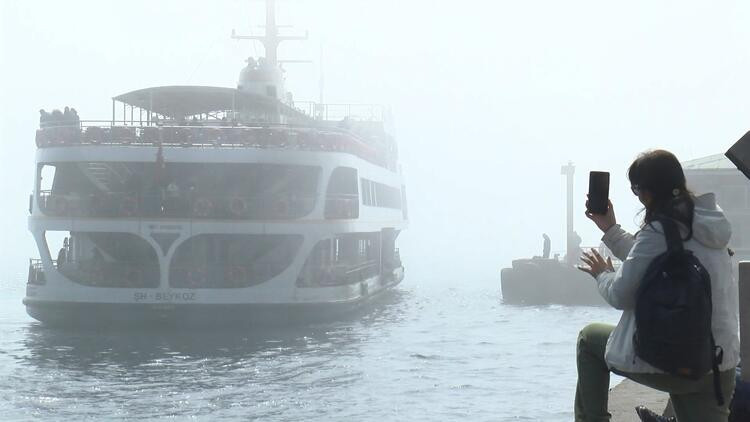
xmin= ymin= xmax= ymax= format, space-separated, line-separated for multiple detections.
xmin=293 ymin=102 xmax=386 ymax=122
xmin=34 ymin=122 xmax=395 ymax=169
xmin=28 ymin=258 xmax=48 ymax=285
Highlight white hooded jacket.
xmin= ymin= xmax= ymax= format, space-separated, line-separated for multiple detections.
xmin=597 ymin=193 xmax=740 ymax=374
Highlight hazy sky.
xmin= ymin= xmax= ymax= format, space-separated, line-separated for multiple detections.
xmin=2 ymin=0 xmax=750 ymax=282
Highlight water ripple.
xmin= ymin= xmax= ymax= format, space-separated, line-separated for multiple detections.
xmin=0 ymin=282 xmax=620 ymax=421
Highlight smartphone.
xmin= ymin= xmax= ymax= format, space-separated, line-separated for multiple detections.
xmin=588 ymin=171 xmax=610 ymax=215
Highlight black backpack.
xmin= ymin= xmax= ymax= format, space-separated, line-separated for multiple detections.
xmin=634 ymin=218 xmax=724 ymax=405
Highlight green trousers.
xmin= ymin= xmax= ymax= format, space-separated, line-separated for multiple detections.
xmin=575 ymin=323 xmax=736 ymax=422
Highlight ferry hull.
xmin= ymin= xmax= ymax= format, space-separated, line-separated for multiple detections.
xmin=24 ymin=270 xmax=404 ymax=327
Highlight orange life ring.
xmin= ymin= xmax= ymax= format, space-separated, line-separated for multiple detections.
xmin=193 ymin=197 xmax=213 ymax=218
xmin=229 ymin=197 xmax=248 ymax=217
xmin=120 ymin=196 xmax=138 ymax=217
xmin=225 ymin=266 xmax=246 ymax=287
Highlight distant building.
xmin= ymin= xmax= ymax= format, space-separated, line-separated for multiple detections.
xmin=683 ymin=154 xmax=750 ymax=261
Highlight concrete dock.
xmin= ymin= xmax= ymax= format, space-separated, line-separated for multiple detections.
xmin=608 ymin=379 xmax=670 ymax=422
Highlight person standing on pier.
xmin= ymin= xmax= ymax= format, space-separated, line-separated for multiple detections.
xmin=575 ymin=150 xmax=739 ymax=422
xmin=542 ymin=233 xmax=551 ymax=259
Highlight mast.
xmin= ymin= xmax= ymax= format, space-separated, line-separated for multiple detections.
xmin=231 ymin=0 xmax=308 ymax=67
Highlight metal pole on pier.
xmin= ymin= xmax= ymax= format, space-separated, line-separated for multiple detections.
xmin=561 ymin=162 xmax=575 ymax=262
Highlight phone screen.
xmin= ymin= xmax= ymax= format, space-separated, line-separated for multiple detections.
xmin=588 ymin=171 xmax=610 ymax=215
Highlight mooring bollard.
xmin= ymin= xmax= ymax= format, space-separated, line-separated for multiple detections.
xmin=740 ymin=261 xmax=750 ymax=382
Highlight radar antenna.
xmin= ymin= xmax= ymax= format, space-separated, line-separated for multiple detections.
xmin=231 ymin=0 xmax=308 ymax=67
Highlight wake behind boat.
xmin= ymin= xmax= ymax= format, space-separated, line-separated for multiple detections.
xmin=24 ymin=0 xmax=408 ymax=327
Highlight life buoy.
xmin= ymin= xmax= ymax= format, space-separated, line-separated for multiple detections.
xmin=225 ymin=266 xmax=246 ymax=287
xmin=273 ymin=129 xmax=289 ymax=147
xmin=297 ymin=132 xmax=311 ymax=149
xmin=192 ymin=197 xmax=213 ymax=218
xmin=229 ymin=196 xmax=248 ymax=218
xmin=120 ymin=196 xmax=138 ymax=217
xmin=48 ymin=195 xmax=68 ymax=216
xmin=242 ymin=129 xmax=257 ymax=146
xmin=85 ymin=126 xmax=104 ymax=144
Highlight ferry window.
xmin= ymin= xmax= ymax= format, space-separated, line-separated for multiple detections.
xmin=37 ymin=162 xmax=320 ymax=219
xmin=325 ymin=167 xmax=359 ymax=219
xmin=360 ymin=178 xmax=402 ymax=209
xmin=43 ymin=231 xmax=159 ymax=288
xmin=38 ymin=164 xmax=56 ymax=192
xmin=169 ymin=234 xmax=303 ymax=288
xmin=297 ymin=232 xmax=381 ymax=287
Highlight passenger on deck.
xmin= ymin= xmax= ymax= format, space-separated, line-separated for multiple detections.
xmin=50 ymin=109 xmax=64 ymax=126
xmin=56 ymin=247 xmax=67 ymax=269
xmin=39 ymin=109 xmax=50 ymax=128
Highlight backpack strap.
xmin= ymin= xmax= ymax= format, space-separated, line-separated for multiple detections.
xmin=657 ymin=218 xmax=683 ymax=252
xmin=711 ymin=334 xmax=725 ymax=406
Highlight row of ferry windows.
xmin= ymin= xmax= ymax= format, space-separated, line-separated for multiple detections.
xmin=33 ymin=230 xmax=401 ymax=289
xmin=36 ymin=162 xmax=403 ymax=219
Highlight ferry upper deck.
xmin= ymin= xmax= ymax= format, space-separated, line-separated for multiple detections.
xmin=36 ymin=85 xmax=399 ymax=171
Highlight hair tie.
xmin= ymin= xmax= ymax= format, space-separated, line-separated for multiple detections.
xmin=672 ymin=188 xmax=680 ymax=197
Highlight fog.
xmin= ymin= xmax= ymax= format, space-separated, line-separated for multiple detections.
xmin=2 ymin=0 xmax=750 ymax=283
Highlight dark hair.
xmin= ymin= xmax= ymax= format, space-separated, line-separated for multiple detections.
xmin=628 ymin=149 xmax=695 ymax=240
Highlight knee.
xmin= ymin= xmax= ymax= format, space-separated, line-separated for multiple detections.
xmin=578 ymin=323 xmax=599 ymax=344
xmin=577 ymin=323 xmax=610 ymax=351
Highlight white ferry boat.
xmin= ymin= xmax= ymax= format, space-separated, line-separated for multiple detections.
xmin=24 ymin=1 xmax=408 ymax=326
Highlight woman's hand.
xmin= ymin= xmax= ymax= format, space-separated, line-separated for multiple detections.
xmin=577 ymin=248 xmax=614 ymax=279
xmin=585 ymin=198 xmax=617 ymax=233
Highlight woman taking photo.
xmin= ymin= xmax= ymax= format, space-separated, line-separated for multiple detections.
xmin=575 ymin=150 xmax=740 ymax=422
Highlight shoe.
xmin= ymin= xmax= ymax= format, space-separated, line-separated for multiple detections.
xmin=634 ymin=405 xmax=676 ymax=422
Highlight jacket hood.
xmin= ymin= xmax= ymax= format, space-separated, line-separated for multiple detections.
xmin=691 ymin=193 xmax=732 ymax=249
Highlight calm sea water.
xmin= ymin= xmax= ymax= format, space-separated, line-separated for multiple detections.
xmin=0 ymin=275 xmax=621 ymax=421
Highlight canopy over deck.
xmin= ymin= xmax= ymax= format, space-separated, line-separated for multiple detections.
xmin=113 ymin=85 xmax=310 ymax=120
